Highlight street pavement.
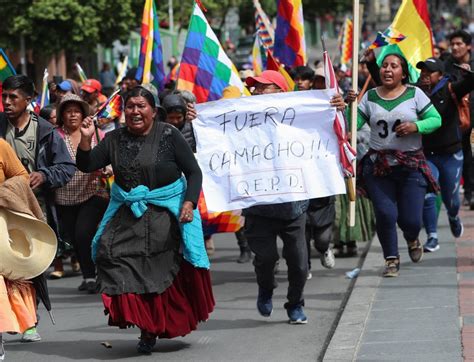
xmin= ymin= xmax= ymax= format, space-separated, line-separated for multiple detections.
xmin=325 ymin=209 xmax=471 ymax=361
xmin=3 ymin=233 xmax=364 ymax=361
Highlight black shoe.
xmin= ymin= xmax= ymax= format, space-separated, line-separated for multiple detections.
xmin=86 ymin=281 xmax=98 ymax=294
xmin=257 ymin=288 xmax=273 ymax=317
xmin=237 ymin=249 xmax=252 ymax=264
xmin=78 ymin=280 xmax=87 ymax=291
xmin=136 ymin=339 xmax=156 ymax=355
xmin=333 ymin=244 xmax=345 ymax=258
xmin=346 ymin=241 xmax=358 ymax=257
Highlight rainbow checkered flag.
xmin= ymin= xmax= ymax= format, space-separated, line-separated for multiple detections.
xmin=95 ymin=89 xmax=122 ymax=124
xmin=136 ymin=0 xmax=165 ymax=90
xmin=369 ymin=27 xmax=407 ymax=50
xmin=177 ymin=3 xmax=246 ymax=103
xmin=339 ymin=18 xmax=353 ymax=66
xmin=198 ymin=192 xmax=244 ymax=235
xmin=274 ymin=0 xmax=307 ymax=68
xmin=254 ymin=0 xmax=274 ymax=52
xmin=252 ymin=0 xmax=274 ymax=75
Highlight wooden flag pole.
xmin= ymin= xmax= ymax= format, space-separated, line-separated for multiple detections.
xmin=358 ymin=74 xmax=371 ymax=102
xmin=349 ymin=0 xmax=361 ymax=227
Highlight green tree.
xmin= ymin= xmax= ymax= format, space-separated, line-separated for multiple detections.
xmin=303 ymin=0 xmax=352 ymax=18
xmin=0 ymin=0 xmax=137 ymax=54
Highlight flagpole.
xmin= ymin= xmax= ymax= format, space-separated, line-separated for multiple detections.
xmin=40 ymin=68 xmax=48 ymax=109
xmin=349 ymin=0 xmax=361 ymax=227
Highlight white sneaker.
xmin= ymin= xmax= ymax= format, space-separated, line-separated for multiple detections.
xmin=320 ymin=249 xmax=335 ymax=269
xmin=21 ymin=327 xmax=41 ymax=343
xmin=306 ymin=271 xmax=312 ymax=280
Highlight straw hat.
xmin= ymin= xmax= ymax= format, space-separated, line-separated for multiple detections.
xmin=56 ymin=93 xmax=90 ymax=126
xmin=0 ymin=208 xmax=57 ymax=280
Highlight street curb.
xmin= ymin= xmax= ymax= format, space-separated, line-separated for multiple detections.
xmin=322 ymin=237 xmax=382 ymax=361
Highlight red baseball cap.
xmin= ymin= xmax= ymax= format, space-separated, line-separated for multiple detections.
xmin=81 ymin=79 xmax=102 ymax=94
xmin=245 ymin=70 xmax=289 ymax=92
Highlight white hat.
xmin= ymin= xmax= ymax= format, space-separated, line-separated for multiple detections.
xmin=0 ymin=208 xmax=57 ymax=280
xmin=314 ymin=66 xmax=325 ymax=78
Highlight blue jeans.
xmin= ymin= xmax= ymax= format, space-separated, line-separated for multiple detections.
xmin=423 ymin=150 xmax=463 ymax=234
xmin=363 ymin=160 xmax=427 ymax=259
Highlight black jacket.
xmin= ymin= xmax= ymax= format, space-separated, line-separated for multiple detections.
xmin=443 ymin=54 xmax=474 ymax=128
xmin=422 ymin=75 xmax=474 ymax=155
xmin=0 ymin=112 xmax=76 ymax=235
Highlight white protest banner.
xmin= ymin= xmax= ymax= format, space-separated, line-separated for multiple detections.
xmin=193 ymin=89 xmax=346 ymax=212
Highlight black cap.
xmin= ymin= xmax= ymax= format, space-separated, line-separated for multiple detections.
xmin=416 ymin=58 xmax=444 ymax=73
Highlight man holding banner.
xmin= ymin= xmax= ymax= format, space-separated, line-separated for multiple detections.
xmin=193 ymin=70 xmax=347 ymax=324
xmin=243 ymin=71 xmax=310 ymax=324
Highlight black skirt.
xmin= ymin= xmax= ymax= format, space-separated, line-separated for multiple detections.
xmin=96 ymin=204 xmax=182 ymax=295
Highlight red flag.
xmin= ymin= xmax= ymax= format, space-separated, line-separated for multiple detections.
xmin=266 ymin=51 xmax=296 ymax=91
xmin=323 ymin=51 xmax=356 ymax=178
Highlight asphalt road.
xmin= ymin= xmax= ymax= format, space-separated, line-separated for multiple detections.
xmin=3 ymin=232 xmax=363 ymax=361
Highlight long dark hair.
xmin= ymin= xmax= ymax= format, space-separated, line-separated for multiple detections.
xmin=381 ymin=53 xmax=410 ymax=84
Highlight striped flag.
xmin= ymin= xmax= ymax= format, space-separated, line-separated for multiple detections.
xmin=75 ymin=63 xmax=87 ymax=83
xmin=252 ymin=0 xmax=274 ymax=75
xmin=177 ymin=3 xmax=247 ymax=103
xmin=40 ymin=68 xmax=50 ymax=108
xmin=339 ymin=18 xmax=353 ymax=66
xmin=274 ymin=0 xmax=307 ymax=68
xmin=254 ymin=0 xmax=274 ymax=52
xmin=136 ymin=0 xmax=165 ymax=90
xmin=376 ymin=0 xmax=433 ymax=82
xmin=323 ymin=51 xmax=356 ymax=178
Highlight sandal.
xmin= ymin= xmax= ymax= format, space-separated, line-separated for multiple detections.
xmin=48 ymin=270 xmax=65 ymax=279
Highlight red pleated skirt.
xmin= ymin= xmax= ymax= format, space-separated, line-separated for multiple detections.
xmin=102 ymin=260 xmax=215 ymax=338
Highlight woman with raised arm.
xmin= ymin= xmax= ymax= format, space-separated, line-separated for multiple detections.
xmin=76 ymin=86 xmax=214 ymax=355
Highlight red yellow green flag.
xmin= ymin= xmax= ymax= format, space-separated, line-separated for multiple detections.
xmin=0 ymin=48 xmax=16 ymax=82
xmin=377 ymin=0 xmax=433 ymax=82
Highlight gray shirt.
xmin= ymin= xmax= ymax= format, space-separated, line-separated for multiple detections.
xmin=5 ymin=116 xmax=37 ymax=173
